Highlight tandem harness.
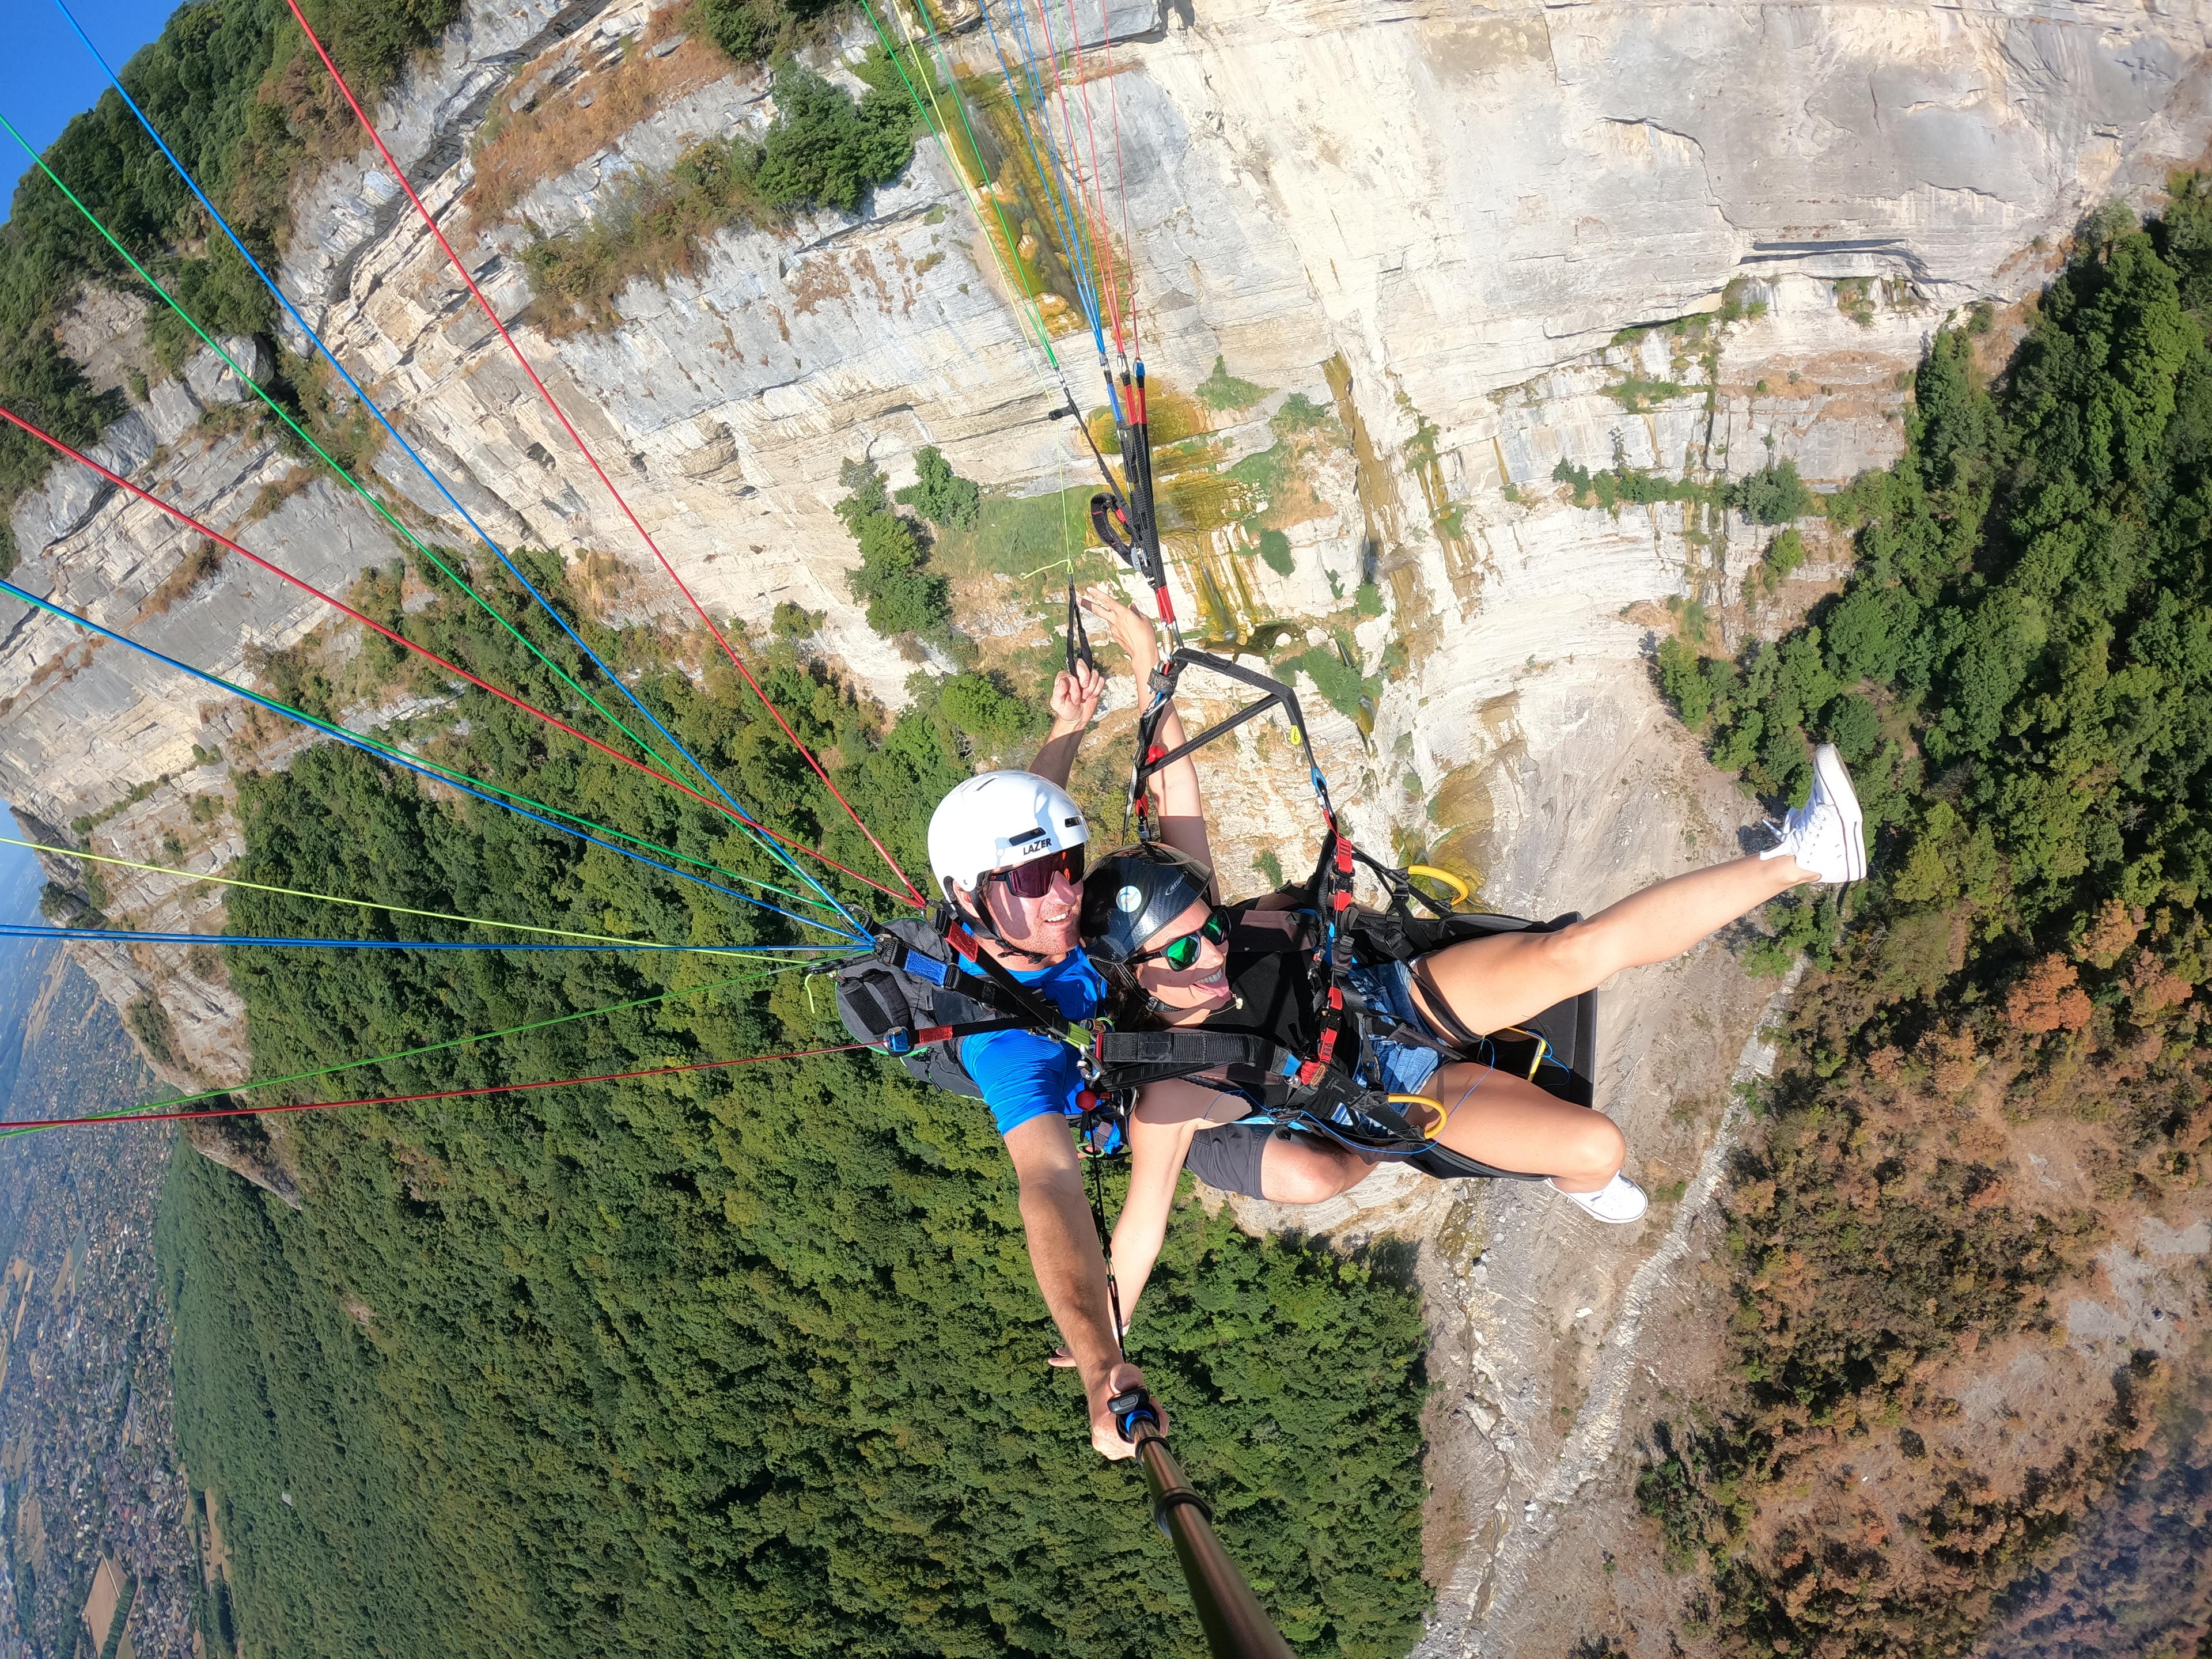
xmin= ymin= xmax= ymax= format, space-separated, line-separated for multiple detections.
xmin=829 ymin=889 xmax=1598 ymax=1171
xmin=833 ymin=359 xmax=1595 ymax=1166
xmin=828 ymin=900 xmax=1443 ymax=1159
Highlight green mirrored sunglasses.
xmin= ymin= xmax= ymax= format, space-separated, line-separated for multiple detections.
xmin=1130 ymin=910 xmax=1228 ymax=970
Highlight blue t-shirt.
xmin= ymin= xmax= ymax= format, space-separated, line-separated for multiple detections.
xmin=957 ymin=949 xmax=1107 ymax=1137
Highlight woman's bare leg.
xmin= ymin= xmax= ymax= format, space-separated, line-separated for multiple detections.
xmin=1411 ymin=854 xmax=1808 ymax=1037
xmin=1426 ymin=1061 xmax=1625 ymax=1192
xmin=1257 ymin=1135 xmax=1375 ymax=1203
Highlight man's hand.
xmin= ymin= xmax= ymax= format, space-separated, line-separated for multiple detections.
xmin=1048 ymin=658 xmax=1103 ymax=728
xmin=1089 ymin=1359 xmax=1164 ymax=1461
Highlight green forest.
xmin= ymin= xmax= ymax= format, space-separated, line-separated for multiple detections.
xmin=1641 ymin=190 xmax=2212 ymax=1651
xmin=153 ymin=549 xmax=1433 ymax=1657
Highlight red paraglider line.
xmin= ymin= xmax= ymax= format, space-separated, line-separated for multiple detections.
xmin=283 ymin=0 xmax=926 ymax=908
xmin=0 ymin=404 xmax=911 ymax=907
xmin=1098 ymin=0 xmax=1138 ymax=359
xmin=0 ymin=1046 xmax=874 ymax=1132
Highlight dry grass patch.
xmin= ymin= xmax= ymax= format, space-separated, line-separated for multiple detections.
xmin=138 ymin=538 xmax=225 ymax=619
xmin=467 ymin=6 xmax=732 ymax=225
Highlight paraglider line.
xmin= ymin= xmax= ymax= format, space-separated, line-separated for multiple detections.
xmin=0 ymin=578 xmax=863 ymax=939
xmin=0 ymin=832 xmax=839 ymax=949
xmin=51 ymin=0 xmax=797 ymax=893
xmin=0 ymin=1045 xmax=876 ymax=1134
xmin=0 ymin=924 xmax=836 ymax=957
xmin=282 ymin=0 xmax=924 ymax=910
xmin=7 ymin=967 xmax=804 ymax=1137
xmin=0 ymin=105 xmax=758 ymax=842
xmin=0 ymin=400 xmax=893 ymax=904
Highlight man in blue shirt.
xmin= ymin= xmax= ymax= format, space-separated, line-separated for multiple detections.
xmin=925 ymin=764 xmax=1147 ymax=1460
xmin=924 ymin=590 xmax=1191 ymax=1459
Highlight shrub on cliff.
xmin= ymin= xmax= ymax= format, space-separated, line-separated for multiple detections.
xmin=894 ymin=445 xmax=981 ymax=531
xmin=837 ymin=456 xmax=952 ymax=640
xmin=521 ymin=58 xmax=916 ymax=332
xmin=698 ymin=0 xmax=839 ymax=64
xmin=1726 ymin=457 xmax=1813 ymax=524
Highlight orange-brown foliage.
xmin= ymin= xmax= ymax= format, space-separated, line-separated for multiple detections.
xmin=136 ymin=539 xmax=225 ymax=620
xmin=2004 ymin=955 xmax=2094 ymax=1034
xmin=2074 ymin=897 xmax=2144 ymax=968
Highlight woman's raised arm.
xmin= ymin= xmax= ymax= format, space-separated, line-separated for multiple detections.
xmin=1082 ymin=588 xmax=1214 ymax=878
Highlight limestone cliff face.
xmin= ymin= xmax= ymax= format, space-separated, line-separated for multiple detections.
xmin=7 ymin=0 xmax=2198 ymax=1070
xmin=0 ymin=0 xmax=2205 ymax=1643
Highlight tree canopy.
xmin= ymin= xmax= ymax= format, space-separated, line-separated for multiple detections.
xmin=1641 ymin=192 xmax=2212 ymax=1654
xmin=158 ymin=554 xmax=1433 ymax=1658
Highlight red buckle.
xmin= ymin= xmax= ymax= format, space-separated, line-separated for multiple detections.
xmin=1314 ymin=1029 xmax=1339 ymax=1064
xmin=1332 ymin=891 xmax=1352 ymax=911
xmin=1296 ymin=1059 xmax=1324 ymax=1086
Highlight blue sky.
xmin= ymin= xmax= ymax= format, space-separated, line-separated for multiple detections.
xmin=0 ymin=812 xmax=44 ymax=929
xmin=1 ymin=1 xmax=180 ymax=223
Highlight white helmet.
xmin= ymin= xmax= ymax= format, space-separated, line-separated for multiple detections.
xmin=927 ymin=770 xmax=1089 ymax=904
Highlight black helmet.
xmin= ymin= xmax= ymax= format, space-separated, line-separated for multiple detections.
xmin=1082 ymin=842 xmax=1215 ymax=963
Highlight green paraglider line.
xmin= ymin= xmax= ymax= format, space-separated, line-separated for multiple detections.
xmin=0 ymin=966 xmax=802 ymax=1139
xmin=272 ymin=7 xmax=885 ymax=929
xmin=0 ymin=576 xmax=860 ymax=937
xmin=0 ymin=831 xmax=830 ymax=950
xmin=858 ymin=0 xmax=1061 ymax=372
xmin=0 ymin=1042 xmax=874 ymax=1135
xmin=0 ymin=108 xmax=741 ymax=825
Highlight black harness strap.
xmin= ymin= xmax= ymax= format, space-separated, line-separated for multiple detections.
xmin=937 ymin=916 xmax=1078 ymax=1037
xmin=1066 ymin=574 xmax=1095 ymax=677
xmin=1407 ymin=956 xmax=1490 ymax=1053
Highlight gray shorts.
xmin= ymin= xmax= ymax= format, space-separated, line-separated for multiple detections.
xmin=1184 ymin=1119 xmax=1535 ymax=1196
xmin=1183 ymin=1122 xmax=1279 ymax=1197
xmin=1185 ymin=1121 xmax=1367 ymax=1197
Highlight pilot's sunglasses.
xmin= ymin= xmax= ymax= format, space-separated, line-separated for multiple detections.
xmin=1131 ymin=910 xmax=1228 ymax=969
xmin=987 ymin=846 xmax=1085 ymax=900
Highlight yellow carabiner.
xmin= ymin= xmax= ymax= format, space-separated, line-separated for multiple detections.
xmin=1493 ymin=1024 xmax=1552 ymax=1081
xmin=1404 ymin=865 xmax=1470 ymax=907
xmin=1388 ymin=1093 xmax=1448 ymax=1138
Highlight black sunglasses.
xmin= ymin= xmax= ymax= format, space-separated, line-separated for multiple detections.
xmin=1130 ymin=910 xmax=1227 ymax=969
xmin=984 ymin=845 xmax=1086 ymax=900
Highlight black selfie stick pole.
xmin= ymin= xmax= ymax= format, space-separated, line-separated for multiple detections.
xmin=1111 ymin=1387 xmax=1297 ymax=1659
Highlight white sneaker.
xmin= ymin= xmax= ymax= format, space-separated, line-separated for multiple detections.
xmin=1549 ymin=1172 xmax=1648 ymax=1224
xmin=1759 ymin=743 xmax=1867 ymax=882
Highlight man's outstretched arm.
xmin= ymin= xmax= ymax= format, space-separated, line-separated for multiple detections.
xmin=1002 ymin=1112 xmax=1157 ymax=1459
